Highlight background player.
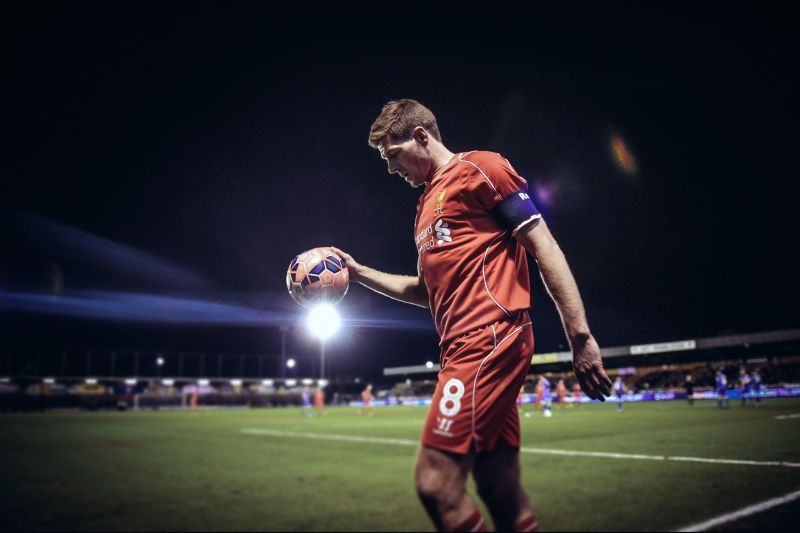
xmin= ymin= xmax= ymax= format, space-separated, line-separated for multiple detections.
xmin=613 ymin=376 xmax=625 ymax=412
xmin=540 ymin=376 xmax=553 ymax=418
xmin=301 ymin=385 xmax=313 ymax=417
xmin=555 ymin=378 xmax=566 ymax=409
xmin=333 ymin=99 xmax=611 ymax=532
xmin=716 ymin=369 xmax=730 ymax=409
xmin=314 ymin=385 xmax=325 ymax=416
xmin=739 ymin=368 xmax=751 ymax=406
xmin=751 ymin=368 xmax=763 ymax=406
xmin=572 ymin=380 xmax=582 ymax=407
xmin=360 ymin=384 xmax=373 ymax=416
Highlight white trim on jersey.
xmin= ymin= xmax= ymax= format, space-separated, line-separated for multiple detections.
xmin=457 ymin=152 xmax=500 ymax=198
xmin=471 ymin=320 xmax=533 ymax=450
xmin=482 ymin=231 xmax=511 ymax=317
xmin=429 ymin=153 xmax=463 ymax=187
xmin=512 ymin=213 xmax=543 ymax=236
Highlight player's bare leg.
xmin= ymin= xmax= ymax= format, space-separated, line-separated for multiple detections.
xmin=414 ymin=444 xmax=481 ymax=531
xmin=473 ymin=444 xmax=536 ymax=532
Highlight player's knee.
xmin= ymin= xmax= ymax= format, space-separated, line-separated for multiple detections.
xmin=415 ymin=466 xmax=445 ymax=502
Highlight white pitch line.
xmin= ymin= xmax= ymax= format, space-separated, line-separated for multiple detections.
xmin=775 ymin=413 xmax=800 ymax=420
xmin=676 ymin=488 xmax=800 ymax=532
xmin=241 ymin=429 xmax=800 ymax=468
xmin=241 ymin=428 xmax=418 ymax=447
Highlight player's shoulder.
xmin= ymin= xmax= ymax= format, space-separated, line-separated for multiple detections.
xmin=458 ymin=150 xmax=509 ymax=169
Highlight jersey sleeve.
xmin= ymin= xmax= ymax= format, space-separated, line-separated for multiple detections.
xmin=462 ymin=152 xmax=542 ymax=234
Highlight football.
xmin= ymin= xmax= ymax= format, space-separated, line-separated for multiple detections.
xmin=286 ymin=247 xmax=349 ymax=308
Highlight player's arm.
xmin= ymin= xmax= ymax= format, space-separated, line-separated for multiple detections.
xmin=329 ymin=247 xmax=428 ymax=308
xmin=515 ymin=219 xmax=613 ymax=401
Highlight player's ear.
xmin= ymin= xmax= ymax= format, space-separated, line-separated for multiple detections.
xmin=413 ymin=126 xmax=428 ymax=145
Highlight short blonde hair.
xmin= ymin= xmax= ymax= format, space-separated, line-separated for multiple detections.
xmin=368 ymin=99 xmax=441 ymax=149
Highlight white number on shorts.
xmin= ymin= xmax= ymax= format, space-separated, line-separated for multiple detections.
xmin=439 ymin=378 xmax=465 ymax=417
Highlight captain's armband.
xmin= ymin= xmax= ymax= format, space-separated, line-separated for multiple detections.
xmin=492 ymin=190 xmax=542 ymax=235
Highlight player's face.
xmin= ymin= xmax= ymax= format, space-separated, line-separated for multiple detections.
xmin=379 ymin=135 xmax=432 ymax=188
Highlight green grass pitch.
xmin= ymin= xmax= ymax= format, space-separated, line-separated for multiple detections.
xmin=2 ymin=398 xmax=800 ymax=531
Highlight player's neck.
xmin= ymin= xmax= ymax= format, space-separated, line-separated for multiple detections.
xmin=429 ymin=144 xmax=456 ymax=178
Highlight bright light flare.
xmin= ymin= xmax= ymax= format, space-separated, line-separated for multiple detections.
xmin=306 ymin=303 xmax=340 ymax=340
xmin=286 ymin=358 xmax=296 ymax=368
xmin=610 ymin=131 xmax=638 ymax=175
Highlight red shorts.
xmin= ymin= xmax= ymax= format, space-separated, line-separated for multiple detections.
xmin=421 ymin=311 xmax=534 ymax=455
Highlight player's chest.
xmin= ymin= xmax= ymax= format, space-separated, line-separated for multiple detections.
xmin=413 ymin=183 xmax=468 ymax=257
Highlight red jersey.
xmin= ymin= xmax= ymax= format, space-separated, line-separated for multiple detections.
xmin=414 ymin=151 xmax=536 ymax=344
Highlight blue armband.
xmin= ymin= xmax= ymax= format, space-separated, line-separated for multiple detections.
xmin=493 ymin=190 xmax=541 ymax=234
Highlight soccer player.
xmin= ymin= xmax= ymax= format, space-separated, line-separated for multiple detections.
xmin=301 ymin=385 xmax=313 ymax=417
xmin=613 ymin=376 xmax=625 ymax=412
xmin=751 ymin=369 xmax=763 ymax=406
xmin=540 ymin=376 xmax=553 ymax=418
xmin=314 ymin=386 xmax=325 ymax=416
xmin=685 ymin=373 xmax=695 ymax=406
xmin=556 ymin=378 xmax=566 ymax=408
xmin=715 ymin=370 xmax=730 ymax=409
xmin=360 ymin=383 xmax=374 ymax=416
xmin=739 ymin=368 xmax=751 ymax=406
xmin=535 ymin=377 xmax=544 ymax=410
xmin=572 ymin=380 xmax=582 ymax=407
xmin=332 ymin=99 xmax=611 ymax=532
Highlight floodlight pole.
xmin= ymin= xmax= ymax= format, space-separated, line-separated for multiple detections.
xmin=280 ymin=326 xmax=288 ymax=378
xmin=320 ymin=341 xmax=326 ymax=380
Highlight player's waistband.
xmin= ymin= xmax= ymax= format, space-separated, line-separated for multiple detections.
xmin=440 ymin=309 xmax=531 ymax=351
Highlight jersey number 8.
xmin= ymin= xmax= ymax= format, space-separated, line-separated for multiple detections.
xmin=439 ymin=378 xmax=465 ymax=417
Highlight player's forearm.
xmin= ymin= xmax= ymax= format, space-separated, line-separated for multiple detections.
xmin=354 ymin=266 xmax=429 ymax=308
xmin=518 ymin=223 xmax=592 ymax=345
xmin=535 ymin=241 xmax=592 ymax=345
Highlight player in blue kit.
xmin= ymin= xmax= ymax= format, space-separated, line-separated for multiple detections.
xmin=613 ymin=376 xmax=625 ymax=412
xmin=540 ymin=376 xmax=553 ymax=418
xmin=751 ymin=369 xmax=763 ymax=406
xmin=739 ymin=368 xmax=751 ymax=406
xmin=715 ymin=370 xmax=730 ymax=409
xmin=301 ymin=385 xmax=313 ymax=417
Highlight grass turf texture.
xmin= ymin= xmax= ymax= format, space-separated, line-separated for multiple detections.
xmin=2 ymin=398 xmax=799 ymax=531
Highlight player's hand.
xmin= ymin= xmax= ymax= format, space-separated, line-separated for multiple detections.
xmin=329 ymin=246 xmax=366 ymax=283
xmin=571 ymin=334 xmax=612 ymax=401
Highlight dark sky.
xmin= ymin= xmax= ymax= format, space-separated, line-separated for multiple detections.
xmin=3 ymin=3 xmax=798 ymax=381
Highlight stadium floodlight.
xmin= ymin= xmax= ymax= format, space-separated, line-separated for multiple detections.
xmin=43 ymin=378 xmax=55 ymax=385
xmin=302 ymin=378 xmax=313 ymax=385
xmin=306 ymin=303 xmax=340 ymax=340
xmin=124 ymin=379 xmax=137 ymax=386
xmin=162 ymin=379 xmax=174 ymax=386
xmin=286 ymin=358 xmax=296 ymax=369
xmin=317 ymin=379 xmax=328 ymax=387
xmin=426 ymin=361 xmax=434 ymax=369
xmin=285 ymin=379 xmax=297 ymax=387
xmin=85 ymin=378 xmax=97 ymax=385
xmin=198 ymin=379 xmax=210 ymax=387
xmin=156 ymin=357 xmax=165 ymax=366
xmin=230 ymin=379 xmax=242 ymax=387
xmin=261 ymin=379 xmax=273 ymax=386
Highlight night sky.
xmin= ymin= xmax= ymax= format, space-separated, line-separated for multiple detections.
xmin=3 ymin=3 xmax=797 ymax=382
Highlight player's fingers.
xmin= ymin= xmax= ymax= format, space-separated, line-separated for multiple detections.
xmin=329 ymin=246 xmax=354 ymax=264
xmin=577 ymin=374 xmax=601 ymax=401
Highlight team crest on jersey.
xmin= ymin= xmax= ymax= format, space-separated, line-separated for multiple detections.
xmin=434 ymin=188 xmax=447 ymax=216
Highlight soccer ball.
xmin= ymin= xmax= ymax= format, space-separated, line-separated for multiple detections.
xmin=286 ymin=247 xmax=349 ymax=308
